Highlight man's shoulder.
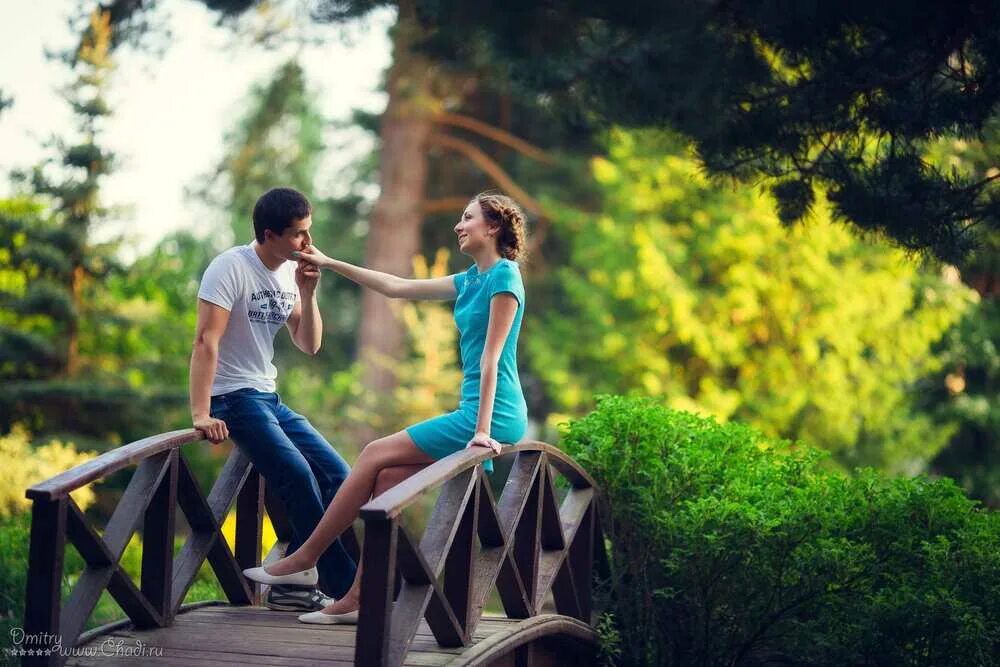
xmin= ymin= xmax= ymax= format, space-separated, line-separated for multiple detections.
xmin=206 ymin=245 xmax=253 ymax=272
xmin=216 ymin=244 xmax=253 ymax=263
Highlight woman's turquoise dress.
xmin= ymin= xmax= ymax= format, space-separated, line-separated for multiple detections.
xmin=406 ymin=258 xmax=527 ymax=472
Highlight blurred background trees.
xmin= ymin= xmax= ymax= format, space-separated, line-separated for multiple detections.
xmin=0 ymin=0 xmax=994 ymax=498
xmin=0 ymin=0 xmax=998 ymax=648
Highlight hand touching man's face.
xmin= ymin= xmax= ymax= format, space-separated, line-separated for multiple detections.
xmin=266 ymin=215 xmax=313 ymax=261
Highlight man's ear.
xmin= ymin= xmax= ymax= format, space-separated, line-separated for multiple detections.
xmin=262 ymin=229 xmax=273 ymax=243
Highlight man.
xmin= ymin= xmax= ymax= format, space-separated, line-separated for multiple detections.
xmin=189 ymin=186 xmax=356 ymax=611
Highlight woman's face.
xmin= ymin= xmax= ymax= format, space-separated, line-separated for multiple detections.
xmin=454 ymin=200 xmax=495 ymax=256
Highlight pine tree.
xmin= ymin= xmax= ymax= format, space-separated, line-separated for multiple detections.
xmin=423 ymin=0 xmax=1000 ymax=263
xmin=0 ymin=8 xmax=175 ymax=444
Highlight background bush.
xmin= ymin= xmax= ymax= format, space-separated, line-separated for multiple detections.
xmin=562 ymin=395 xmax=1000 ymax=666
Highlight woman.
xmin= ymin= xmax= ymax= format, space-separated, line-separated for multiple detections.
xmin=243 ymin=192 xmax=529 ymax=624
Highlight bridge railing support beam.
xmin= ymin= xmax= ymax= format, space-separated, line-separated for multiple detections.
xmin=355 ymin=442 xmax=605 ymax=666
xmin=21 ymin=428 xmax=361 ymax=664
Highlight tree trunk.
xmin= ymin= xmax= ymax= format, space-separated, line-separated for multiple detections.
xmin=357 ymin=1 xmax=435 ymax=403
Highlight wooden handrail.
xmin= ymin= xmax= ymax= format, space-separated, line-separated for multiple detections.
xmin=360 ymin=441 xmax=599 ymax=520
xmin=355 ymin=442 xmax=605 ymax=666
xmin=26 ymin=429 xmax=204 ymax=501
xmin=22 ymin=429 xmax=605 ymax=667
xmin=20 ymin=428 xmax=360 ymax=666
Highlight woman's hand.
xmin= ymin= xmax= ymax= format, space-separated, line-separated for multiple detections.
xmin=466 ymin=431 xmax=501 ymax=455
xmin=292 ymin=244 xmax=333 ymax=269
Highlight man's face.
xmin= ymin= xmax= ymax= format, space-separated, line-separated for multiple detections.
xmin=265 ymin=215 xmax=313 ymax=260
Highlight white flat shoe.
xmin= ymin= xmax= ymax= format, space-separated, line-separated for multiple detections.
xmin=298 ymin=609 xmax=359 ymax=625
xmin=242 ymin=565 xmax=318 ymax=586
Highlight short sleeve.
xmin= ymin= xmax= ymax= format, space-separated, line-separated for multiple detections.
xmin=488 ymin=262 xmax=524 ymax=307
xmin=453 ymin=271 xmax=467 ymax=295
xmin=198 ymin=254 xmax=241 ymax=311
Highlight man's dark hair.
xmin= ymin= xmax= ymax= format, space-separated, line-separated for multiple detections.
xmin=252 ymin=187 xmax=312 ymax=243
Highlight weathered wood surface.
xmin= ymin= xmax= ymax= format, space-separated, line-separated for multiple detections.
xmin=23 ymin=431 xmax=604 ymax=667
xmin=61 ymin=605 xmax=594 ymax=666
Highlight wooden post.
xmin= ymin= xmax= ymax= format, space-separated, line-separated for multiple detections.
xmin=569 ymin=504 xmax=595 ymax=621
xmin=444 ymin=478 xmax=479 ymax=641
xmin=356 ymin=517 xmax=398 ymax=666
xmin=235 ymin=468 xmax=265 ymax=605
xmin=23 ymin=498 xmax=66 ymax=666
xmin=513 ymin=464 xmax=543 ymax=614
xmin=141 ymin=449 xmax=178 ymax=625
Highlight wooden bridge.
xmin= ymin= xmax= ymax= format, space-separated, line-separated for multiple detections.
xmin=21 ymin=431 xmax=607 ymax=666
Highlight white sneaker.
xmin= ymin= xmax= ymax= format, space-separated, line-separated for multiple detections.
xmin=242 ymin=565 xmax=319 ymax=586
xmin=298 ymin=609 xmax=359 ymax=625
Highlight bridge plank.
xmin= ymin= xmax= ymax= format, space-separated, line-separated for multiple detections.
xmin=63 ymin=607 xmax=533 ymax=667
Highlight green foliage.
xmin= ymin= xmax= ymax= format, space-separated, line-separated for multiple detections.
xmin=0 ymin=506 xmax=225 ymax=667
xmin=562 ymin=395 xmax=1000 ymax=666
xmin=0 ymin=426 xmax=95 ymax=518
xmin=424 ymin=0 xmax=1000 ymax=262
xmin=194 ymin=58 xmax=326 ymax=246
xmin=0 ymin=196 xmax=69 ymax=381
xmin=0 ymin=512 xmax=29 ymax=664
xmin=927 ymin=298 xmax=1000 ymax=506
xmin=529 ymin=129 xmax=975 ymax=472
xmin=921 ymin=122 xmax=1000 ymax=507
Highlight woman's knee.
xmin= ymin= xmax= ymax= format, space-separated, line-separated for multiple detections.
xmin=357 ymin=431 xmax=429 ymax=471
xmin=357 ymin=435 xmax=398 ymax=467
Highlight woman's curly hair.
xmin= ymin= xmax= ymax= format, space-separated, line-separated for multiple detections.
xmin=475 ymin=192 xmax=528 ymax=261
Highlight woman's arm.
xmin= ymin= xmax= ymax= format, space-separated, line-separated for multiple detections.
xmin=467 ymin=293 xmax=519 ymax=454
xmin=294 ymin=245 xmax=456 ymax=300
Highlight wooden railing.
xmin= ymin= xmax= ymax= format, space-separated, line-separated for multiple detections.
xmin=354 ymin=442 xmax=605 ymax=666
xmin=21 ymin=429 xmax=359 ymax=667
xmin=22 ymin=434 xmax=604 ymax=667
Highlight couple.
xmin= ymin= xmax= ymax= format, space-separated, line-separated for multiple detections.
xmin=189 ymin=187 xmax=528 ymax=625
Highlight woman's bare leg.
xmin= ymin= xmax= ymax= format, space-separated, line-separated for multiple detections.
xmin=265 ymin=430 xmax=433 ymax=576
xmin=318 ymin=463 xmax=426 ymax=614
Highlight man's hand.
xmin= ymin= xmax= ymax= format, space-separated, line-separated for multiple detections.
xmin=466 ymin=431 xmax=501 ymax=454
xmin=295 ymin=257 xmax=321 ymax=294
xmin=194 ymin=414 xmax=229 ymax=444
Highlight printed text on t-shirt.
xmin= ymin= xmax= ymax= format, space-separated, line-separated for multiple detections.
xmin=248 ymin=287 xmax=296 ymax=324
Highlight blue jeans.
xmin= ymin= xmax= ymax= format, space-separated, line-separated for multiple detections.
xmin=210 ymin=388 xmax=356 ymax=597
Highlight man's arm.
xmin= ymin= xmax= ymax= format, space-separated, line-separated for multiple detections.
xmin=285 ymin=260 xmax=322 ymax=355
xmin=190 ymin=299 xmax=231 ymax=443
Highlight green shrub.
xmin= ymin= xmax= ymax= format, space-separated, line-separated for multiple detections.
xmin=561 ymin=395 xmax=1000 ymax=666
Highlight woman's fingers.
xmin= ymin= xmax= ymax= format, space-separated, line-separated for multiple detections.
xmin=466 ymin=435 xmax=502 ymax=454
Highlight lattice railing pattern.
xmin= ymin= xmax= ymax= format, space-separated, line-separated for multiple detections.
xmin=355 ymin=445 xmax=603 ymax=666
xmin=22 ymin=434 xmax=602 ymax=667
xmin=22 ymin=430 xmax=360 ymax=667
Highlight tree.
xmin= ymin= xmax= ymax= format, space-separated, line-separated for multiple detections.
xmin=190 ymin=0 xmax=562 ymax=406
xmin=424 ymin=0 xmax=1000 ymax=263
xmin=0 ymin=8 xmax=174 ymax=444
xmin=920 ymin=123 xmax=1000 ymax=504
xmin=529 ymin=129 xmax=975 ymax=472
xmin=195 ymin=59 xmax=326 ymax=246
xmin=27 ymin=8 xmax=118 ymax=378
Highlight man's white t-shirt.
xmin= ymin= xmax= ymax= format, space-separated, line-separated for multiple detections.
xmin=197 ymin=243 xmax=299 ymax=396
